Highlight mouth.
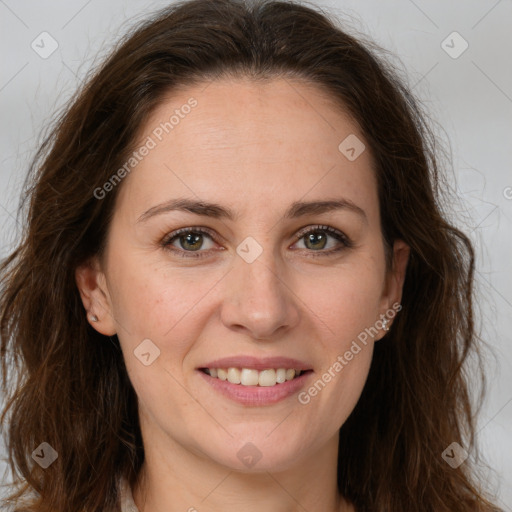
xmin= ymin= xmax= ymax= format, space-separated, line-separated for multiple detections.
xmin=196 ymin=356 xmax=314 ymax=405
xmin=199 ymin=367 xmax=313 ymax=387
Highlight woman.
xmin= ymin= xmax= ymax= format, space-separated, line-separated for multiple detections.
xmin=0 ymin=0 xmax=503 ymax=510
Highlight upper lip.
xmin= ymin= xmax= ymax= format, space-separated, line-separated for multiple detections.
xmin=198 ymin=356 xmax=313 ymax=371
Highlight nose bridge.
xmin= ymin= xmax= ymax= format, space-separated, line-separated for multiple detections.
xmin=220 ymin=235 xmax=300 ymax=339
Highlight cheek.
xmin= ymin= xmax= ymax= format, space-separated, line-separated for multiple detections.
xmin=106 ymin=259 xmax=223 ymax=399
xmin=298 ymin=279 xmax=377 ymax=429
xmin=293 ymin=256 xmax=383 ymax=410
xmin=298 ymin=259 xmax=385 ymax=343
xmin=108 ymin=254 xmax=216 ymax=338
xmin=112 ymin=263 xmax=212 ymax=409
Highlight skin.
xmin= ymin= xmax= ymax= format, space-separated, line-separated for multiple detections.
xmin=76 ymin=76 xmax=409 ymax=512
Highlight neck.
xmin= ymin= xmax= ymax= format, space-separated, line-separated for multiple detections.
xmin=132 ymin=419 xmax=353 ymax=512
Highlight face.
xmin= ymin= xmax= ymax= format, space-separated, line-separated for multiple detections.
xmin=76 ymin=77 xmax=409 ymax=473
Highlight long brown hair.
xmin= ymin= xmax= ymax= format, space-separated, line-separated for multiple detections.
xmin=0 ymin=0 xmax=503 ymax=510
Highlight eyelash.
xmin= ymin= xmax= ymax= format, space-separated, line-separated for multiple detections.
xmin=160 ymin=225 xmax=353 ymax=259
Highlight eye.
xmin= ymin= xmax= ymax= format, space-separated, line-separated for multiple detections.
xmin=161 ymin=225 xmax=352 ymax=259
xmin=161 ymin=227 xmax=218 ymax=258
xmin=292 ymin=224 xmax=352 ymax=256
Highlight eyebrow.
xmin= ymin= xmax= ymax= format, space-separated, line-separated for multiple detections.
xmin=137 ymin=197 xmax=367 ymax=224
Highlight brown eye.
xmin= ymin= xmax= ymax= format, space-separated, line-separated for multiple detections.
xmin=174 ymin=231 xmax=205 ymax=251
xmin=293 ymin=225 xmax=352 ymax=256
xmin=303 ymin=231 xmax=329 ymax=250
xmin=161 ymin=227 xmax=217 ymax=258
xmin=161 ymin=225 xmax=352 ymax=259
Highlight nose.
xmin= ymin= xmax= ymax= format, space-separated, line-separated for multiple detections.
xmin=220 ymin=246 xmax=301 ymax=340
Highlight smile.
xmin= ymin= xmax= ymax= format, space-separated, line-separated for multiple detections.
xmin=200 ymin=367 xmax=308 ymax=387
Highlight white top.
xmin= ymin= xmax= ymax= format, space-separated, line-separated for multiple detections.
xmin=1 ymin=477 xmax=140 ymax=511
xmin=119 ymin=477 xmax=140 ymax=512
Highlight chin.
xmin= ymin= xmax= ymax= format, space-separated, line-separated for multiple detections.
xmin=202 ymin=436 xmax=308 ymax=474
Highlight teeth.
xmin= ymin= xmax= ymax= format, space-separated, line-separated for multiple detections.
xmin=227 ymin=367 xmax=241 ymax=384
xmin=276 ymin=368 xmax=286 ymax=384
xmin=240 ymin=368 xmax=259 ymax=386
xmin=204 ymin=367 xmax=305 ymax=386
xmin=258 ymin=369 xmax=276 ymax=387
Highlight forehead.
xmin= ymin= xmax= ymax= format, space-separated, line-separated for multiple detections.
xmin=116 ymin=77 xmax=379 ymax=223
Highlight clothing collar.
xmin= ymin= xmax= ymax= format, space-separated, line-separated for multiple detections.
xmin=119 ymin=476 xmax=140 ymax=512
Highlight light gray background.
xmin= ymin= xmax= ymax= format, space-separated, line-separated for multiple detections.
xmin=0 ymin=0 xmax=511 ymax=509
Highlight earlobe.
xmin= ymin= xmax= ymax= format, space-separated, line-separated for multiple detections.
xmin=75 ymin=257 xmax=117 ymax=336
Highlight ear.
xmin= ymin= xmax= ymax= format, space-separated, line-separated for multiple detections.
xmin=75 ymin=257 xmax=117 ymax=336
xmin=376 ymin=239 xmax=410 ymax=338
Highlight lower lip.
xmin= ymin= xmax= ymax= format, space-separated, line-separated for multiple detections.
xmin=197 ymin=370 xmax=312 ymax=406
